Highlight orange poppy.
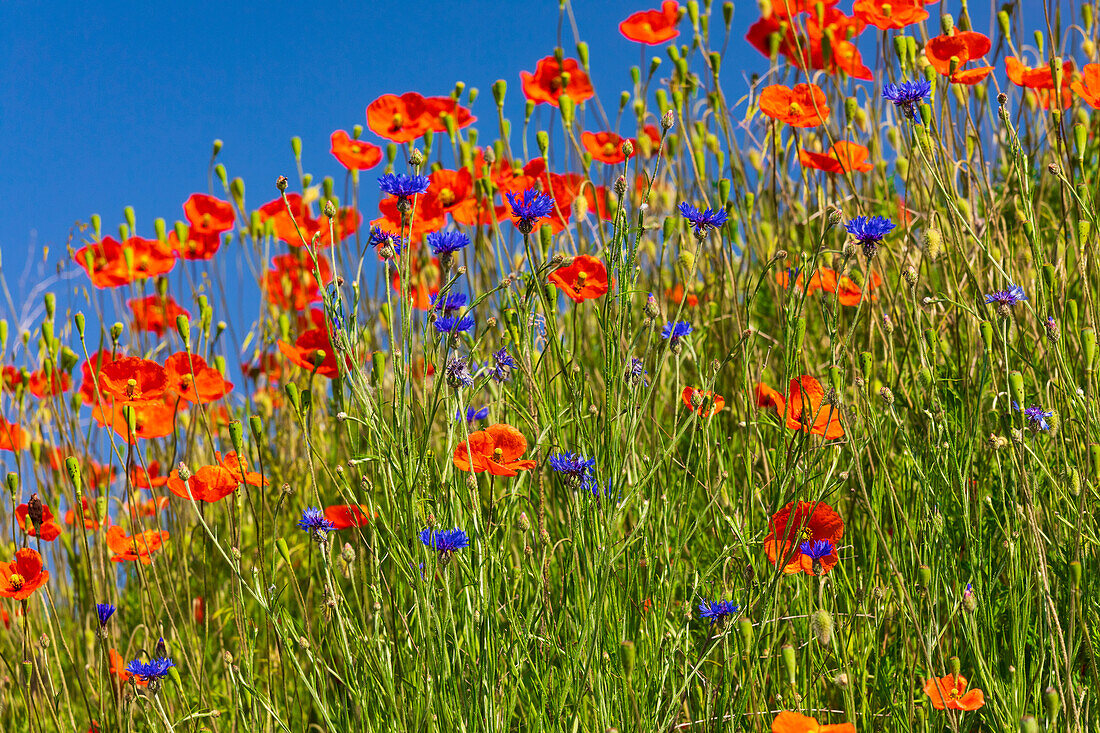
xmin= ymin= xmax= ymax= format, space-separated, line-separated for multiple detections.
xmin=1071 ymin=63 xmax=1100 ymax=108
xmin=453 ymin=423 xmax=538 ymax=476
xmin=257 ymin=193 xmax=326 ymax=247
xmin=759 ymin=83 xmax=830 ymax=127
xmin=924 ymin=30 xmax=993 ymax=84
xmin=166 ymin=464 xmax=239 ymax=503
xmin=521 ymin=56 xmax=595 ymax=107
xmin=129 ymin=294 xmax=189 ymax=337
xmin=0 ymin=417 xmax=28 ymax=452
xmin=681 ymin=386 xmax=725 ymax=417
xmin=754 ymin=376 xmax=844 ymax=439
xmin=97 ymin=356 xmax=169 ymax=404
xmin=581 ymin=131 xmax=637 ymax=165
xmin=27 ymin=368 xmax=71 ymax=399
xmin=277 ymin=311 xmax=347 ymax=379
xmin=772 ymin=710 xmax=855 ymax=732
xmin=746 ymin=10 xmax=873 ymax=81
xmin=92 ymin=400 xmax=176 ymax=444
xmin=619 ymin=1 xmax=681 ymax=44
xmin=0 ymin=548 xmax=49 ymax=600
xmin=325 ymin=504 xmax=374 ymax=530
xmin=15 ymin=500 xmax=63 ymax=541
xmin=798 ymin=141 xmax=873 ymax=174
xmin=763 ymin=500 xmax=844 ymax=575
xmin=366 ymin=92 xmax=433 ymax=143
xmin=109 ymin=648 xmax=147 ymax=687
xmin=421 ymin=95 xmax=476 ymax=134
xmin=1006 ymin=57 xmax=1074 ymax=109
xmin=2 ymin=365 xmax=24 ymax=391
xmin=373 ymin=193 xmax=446 ymax=241
xmin=216 ymin=450 xmax=268 ymax=488
xmin=164 ymin=352 xmax=233 ymax=404
xmin=581 ymin=185 xmax=615 ymax=221
xmin=768 ymin=0 xmax=840 ymax=15
xmin=549 ymin=254 xmax=609 ymax=303
xmin=65 ymin=496 xmax=103 ymax=530
xmin=423 ymin=168 xmax=474 ymax=219
xmin=124 ymin=495 xmax=170 ymax=519
xmin=130 ymin=460 xmax=169 ymax=489
xmin=923 ymin=674 xmax=986 ymax=710
xmin=754 ymin=381 xmax=786 ymax=414
xmin=106 ymin=525 xmax=168 ymax=564
xmin=183 ymin=194 xmax=235 ymax=235
xmin=391 ymin=256 xmax=443 ymax=310
xmin=852 ymin=0 xmax=927 ymax=29
xmin=169 ymin=228 xmax=222 ymax=260
xmin=264 ymin=252 xmax=332 ymax=311
xmin=74 ymin=236 xmax=177 ymax=289
xmin=330 ymin=130 xmax=382 ymax=170
xmin=666 ymin=283 xmax=699 ymax=306
xmin=834 ymin=270 xmax=883 ymax=306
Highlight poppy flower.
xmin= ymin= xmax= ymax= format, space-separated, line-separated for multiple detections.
xmin=373 ymin=193 xmax=446 ymax=241
xmin=763 ymin=500 xmax=844 ymax=575
xmin=0 ymin=417 xmax=28 ymax=452
xmin=619 ymin=1 xmax=681 ymax=44
xmin=27 ymin=368 xmax=71 ymax=398
xmin=264 ymin=252 xmax=333 ymax=311
xmin=130 ymin=460 xmax=169 ymax=489
xmin=581 ymin=131 xmax=637 ymax=165
xmin=852 ymin=0 xmax=928 ymax=29
xmin=257 ymin=193 xmax=327 ymax=247
xmin=0 ymin=549 xmax=49 ymax=600
xmin=168 ymin=228 xmax=222 ymax=260
xmin=124 ymin=495 xmax=170 ymax=519
xmin=391 ymin=256 xmax=442 ymax=310
xmin=681 ymin=386 xmax=725 ymax=417
xmin=798 ymin=141 xmax=873 ymax=174
xmin=166 ymin=464 xmax=238 ymax=503
xmin=746 ymin=10 xmax=872 ymax=81
xmin=772 ymin=710 xmax=855 ymax=732
xmin=183 ymin=194 xmax=235 ymax=235
xmin=277 ymin=311 xmax=347 ymax=379
xmin=759 ymin=83 xmax=830 ymax=127
xmin=421 ymin=96 xmax=476 ymax=134
xmin=366 ymin=92 xmax=433 ymax=143
xmin=217 ymin=451 xmax=268 ymax=488
xmin=97 ymin=356 xmax=169 ymax=404
xmin=123 ymin=237 xmax=178 ymax=281
xmin=452 ymin=423 xmax=538 ymax=476
xmin=164 ymin=352 xmax=233 ymax=404
xmin=65 ymin=496 xmax=103 ymax=530
xmin=521 ymin=56 xmax=595 ymax=107
xmin=923 ymin=674 xmax=986 ymax=710
xmin=109 ymin=648 xmax=147 ymax=687
xmin=15 ymin=501 xmax=63 ymax=541
xmin=1071 ymin=63 xmax=1100 ymax=108
xmin=325 ymin=504 xmax=374 ymax=530
xmin=2 ymin=365 xmax=24 ymax=391
xmin=106 ymin=525 xmax=168 ymax=564
xmin=768 ymin=0 xmax=840 ymax=15
xmin=1006 ymin=57 xmax=1074 ymax=109
xmin=785 ymin=375 xmax=845 ymax=439
xmin=423 ymin=168 xmax=473 ymax=218
xmin=73 ymin=237 xmax=131 ymax=288
xmin=754 ymin=381 xmax=787 ymax=414
xmin=666 ymin=283 xmax=699 ymax=306
xmin=549 ymin=254 xmax=609 ymax=303
xmin=92 ymin=401 xmax=176 ymax=444
xmin=129 ymin=294 xmax=189 ymax=337
xmin=77 ymin=350 xmax=119 ymax=405
xmin=581 ymin=185 xmax=615 ymax=221
xmin=330 ymin=130 xmax=382 ymax=170
xmin=925 ymin=31 xmax=993 ymax=84
xmin=834 ymin=270 xmax=883 ymax=306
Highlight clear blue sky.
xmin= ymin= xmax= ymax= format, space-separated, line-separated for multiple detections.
xmin=0 ymin=0 xmax=1053 ymax=310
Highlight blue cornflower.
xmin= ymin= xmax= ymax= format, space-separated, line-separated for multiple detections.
xmin=491 ymin=347 xmax=518 ymax=382
xmin=697 ymin=598 xmax=739 ymax=623
xmin=984 ymin=283 xmax=1027 ymax=312
xmin=368 ymin=226 xmax=402 ymax=256
xmin=661 ymin=320 xmax=693 ymax=344
xmin=882 ymin=79 xmax=932 ymax=120
xmin=1013 ymin=401 xmax=1053 ymax=431
xmin=427 ymin=230 xmax=470 ymax=256
xmin=429 ymin=293 xmax=468 ymax=313
xmin=678 ymin=202 xmax=728 ymax=238
xmin=549 ymin=452 xmax=597 ymax=494
xmin=297 ymin=507 xmax=337 ymax=533
xmin=378 ymin=173 xmax=430 ymax=200
xmin=627 ymin=357 xmax=648 ymax=386
xmin=456 ymin=405 xmax=489 ymax=425
xmin=125 ymin=656 xmax=175 ymax=683
xmin=844 ymin=215 xmax=895 ymax=258
xmin=800 ymin=538 xmax=835 ymax=560
xmin=419 ymin=527 xmax=470 ymax=554
xmin=96 ymin=603 xmax=116 ymax=628
xmin=784 ymin=267 xmax=801 ymax=289
xmin=434 ymin=313 xmax=475 ymax=335
xmin=506 ymin=187 xmax=556 ymax=234
xmin=445 ymin=356 xmax=474 ymax=389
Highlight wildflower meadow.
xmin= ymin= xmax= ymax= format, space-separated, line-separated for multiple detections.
xmin=3 ymin=0 xmax=1100 ymax=730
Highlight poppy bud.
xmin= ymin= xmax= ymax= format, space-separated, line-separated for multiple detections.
xmin=1019 ymin=716 xmax=1039 ymax=733
xmin=276 ymin=175 xmax=289 ymax=192
xmin=110 ymin=322 xmax=124 ymax=344
xmin=1043 ymin=686 xmax=1060 ymax=723
xmin=738 ymin=617 xmax=754 ymax=651
xmin=661 ymin=109 xmax=675 ymax=131
xmin=781 ymin=643 xmax=796 ymax=684
xmin=276 ymin=538 xmax=292 ymax=567
xmin=619 ymin=641 xmax=635 ymax=680
xmin=949 ymin=656 xmax=960 ymax=677
xmin=1008 ymin=371 xmax=1024 ymax=408
xmin=811 ymin=609 xmax=833 ymax=646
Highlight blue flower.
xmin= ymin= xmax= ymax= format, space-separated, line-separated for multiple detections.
xmin=697 ymin=598 xmax=739 ymax=622
xmin=506 ymin=187 xmax=555 ymax=234
xmin=420 ymin=527 xmax=470 ymax=554
xmin=1013 ymin=401 xmax=1053 ymax=431
xmin=661 ymin=320 xmax=693 ymax=343
xmin=96 ymin=603 xmax=116 ymax=627
xmin=627 ymin=357 xmax=648 ymax=386
xmin=297 ymin=507 xmax=337 ymax=533
xmin=491 ymin=347 xmax=518 ymax=382
xmin=125 ymin=656 xmax=175 ymax=683
xmin=984 ymin=284 xmax=1027 ymax=308
xmin=799 ymin=538 xmax=835 ymax=560
xmin=882 ymin=79 xmax=931 ymax=120
xmin=429 ymin=293 xmax=468 ymax=313
xmin=457 ymin=405 xmax=489 ymax=425
xmin=549 ymin=452 xmax=597 ymax=494
xmin=434 ymin=314 xmax=475 ymax=335
xmin=445 ymin=356 xmax=474 ymax=389
xmin=678 ymin=202 xmax=728 ymax=238
xmin=427 ymin=230 xmax=470 ymax=256
xmin=368 ymin=226 xmax=402 ymax=256
xmin=378 ymin=173 xmax=430 ymax=199
xmin=844 ymin=214 xmax=895 ymax=258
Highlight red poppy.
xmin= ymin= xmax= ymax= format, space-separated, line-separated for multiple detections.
xmin=1006 ymin=57 xmax=1074 ymax=109
xmin=168 ymin=228 xmax=222 ymax=260
xmin=666 ymin=283 xmax=699 ymax=306
xmin=15 ymin=500 xmax=63 ymax=541
xmin=763 ymin=500 xmax=844 ymax=575
xmin=92 ymin=401 xmax=176 ymax=444
xmin=754 ymin=375 xmax=844 ymax=439
xmin=548 ymin=254 xmax=609 ymax=303
xmin=373 ymin=194 xmax=446 ymax=241
xmin=325 ymin=504 xmax=374 ymax=530
xmin=277 ymin=310 xmax=347 ymax=379
xmin=453 ymin=423 xmax=538 ymax=476
xmin=97 ymin=356 xmax=169 ymax=404
xmin=109 ymin=648 xmax=147 ymax=687
xmin=390 ymin=256 xmax=442 ymax=310
xmin=167 ymin=463 xmax=244 ymax=503
xmin=316 ymin=207 xmax=362 ymax=248
xmin=423 ymin=168 xmax=473 ymax=219
xmin=264 ymin=252 xmax=333 ymax=311
xmin=582 ymin=131 xmax=637 ymax=165
xmin=579 ymin=185 xmax=615 ymax=221
xmin=798 ymin=141 xmax=873 ymax=174
xmin=759 ymin=83 xmax=830 ymax=127
xmin=27 ymin=368 xmax=71 ymax=398
xmin=74 ymin=236 xmax=177 ymax=289
xmin=0 ymin=549 xmax=49 ymax=600
xmin=421 ymin=96 xmax=476 ymax=134
xmin=834 ymin=270 xmax=883 ymax=306
xmin=216 ymin=450 xmax=267 ymax=488
xmin=366 ymin=92 xmax=433 ymax=143
xmin=754 ymin=382 xmax=786 ymax=413
xmin=852 ymin=0 xmax=928 ymax=29
xmin=925 ymin=31 xmax=993 ymax=84
xmin=77 ymin=350 xmax=119 ymax=406
xmin=746 ymin=10 xmax=872 ymax=81
xmin=1072 ymin=63 xmax=1100 ymax=108
xmin=65 ymin=496 xmax=103 ymax=530
xmin=183 ymin=194 xmax=235 ymax=235
xmin=164 ymin=352 xmax=233 ymax=404
xmin=256 ymin=193 xmax=345 ymax=248
xmin=521 ymin=56 xmax=595 ymax=107
xmin=2 ymin=365 xmax=24 ymax=391
xmin=130 ymin=460 xmax=169 ymax=489
xmin=923 ymin=674 xmax=986 ymax=710
xmin=0 ymin=417 xmax=28 ymax=452
xmin=772 ymin=710 xmax=855 ymax=732
xmin=129 ymin=294 xmax=189 ymax=337
xmin=330 ymin=130 xmax=382 ymax=170
xmin=241 ymin=352 xmax=284 ymax=383
xmin=681 ymin=386 xmax=725 ymax=417
xmin=768 ymin=0 xmax=839 ymax=15
xmin=536 ymin=172 xmax=584 ymax=234
xmin=619 ymin=1 xmax=681 ymax=44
